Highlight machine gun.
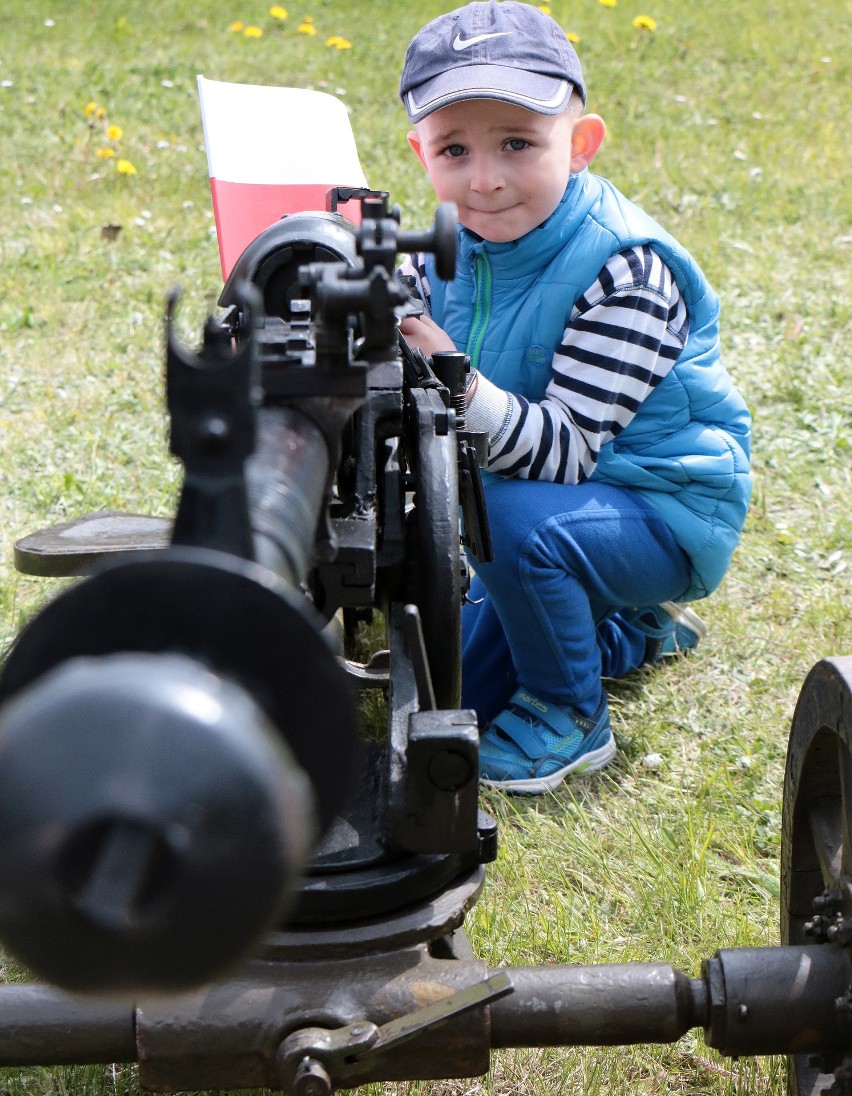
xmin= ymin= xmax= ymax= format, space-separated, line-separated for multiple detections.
xmin=0 ymin=189 xmax=850 ymax=1096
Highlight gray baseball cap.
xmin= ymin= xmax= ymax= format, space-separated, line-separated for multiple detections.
xmin=400 ymin=1 xmax=586 ymax=124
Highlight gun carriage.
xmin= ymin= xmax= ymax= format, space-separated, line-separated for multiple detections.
xmin=0 ymin=189 xmax=850 ymax=1096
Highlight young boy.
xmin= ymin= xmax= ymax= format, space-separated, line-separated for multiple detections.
xmin=397 ymin=1 xmax=751 ymax=793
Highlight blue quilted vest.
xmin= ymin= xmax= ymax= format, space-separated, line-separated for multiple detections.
xmin=425 ymin=170 xmax=752 ymax=599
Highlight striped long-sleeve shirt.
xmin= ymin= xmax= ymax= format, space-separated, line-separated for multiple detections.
xmin=400 ymin=244 xmax=689 ymax=485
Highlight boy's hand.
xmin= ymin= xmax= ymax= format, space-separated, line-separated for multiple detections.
xmin=400 ymin=314 xmax=456 ymax=358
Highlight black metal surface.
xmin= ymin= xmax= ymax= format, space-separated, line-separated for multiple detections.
xmin=288 ymin=601 xmax=490 ymax=926
xmin=167 ymin=284 xmax=259 ymax=560
xmin=781 ymin=657 xmax=852 ymax=1094
xmin=0 ymin=652 xmax=315 ymax=992
xmin=13 ymin=511 xmax=172 ymax=577
xmin=703 ymin=945 xmax=852 ymax=1058
xmin=263 ymin=868 xmax=485 ymax=960
xmin=406 ymin=386 xmax=462 ymax=710
xmin=0 ymin=986 xmax=135 ymax=1066
xmin=0 ymin=548 xmax=359 ymax=837
xmin=219 ymin=209 xmax=358 ymax=322
xmin=134 ymin=947 xmax=492 ymax=1093
xmin=490 ymin=962 xmax=704 ymax=1047
xmin=246 ymin=406 xmax=330 ymax=585
xmin=3 ymin=938 xmax=852 ymax=1088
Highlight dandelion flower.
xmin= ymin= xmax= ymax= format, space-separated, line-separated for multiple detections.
xmin=297 ymin=21 xmax=317 ymax=34
xmin=106 ymin=124 xmax=123 ymax=141
xmin=95 ymin=106 xmax=107 ymax=120
xmin=326 ymin=35 xmax=352 ymax=49
xmin=84 ymin=100 xmax=98 ymax=117
xmin=269 ymin=5 xmax=288 ymax=17
xmin=566 ymin=31 xmax=580 ymax=42
xmin=116 ymin=159 xmax=137 ymax=175
xmin=96 ymin=147 xmax=116 ymax=158
xmin=599 ymin=0 xmax=617 ymax=7
xmin=537 ymin=4 xmax=551 ymax=12
xmin=229 ymin=21 xmax=245 ymax=32
xmin=632 ymin=15 xmax=657 ymax=30
xmin=244 ymin=24 xmax=263 ymax=36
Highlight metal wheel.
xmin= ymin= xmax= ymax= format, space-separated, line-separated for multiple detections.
xmin=781 ymin=656 xmax=852 ymax=1095
xmin=405 ymin=386 xmax=462 ymax=711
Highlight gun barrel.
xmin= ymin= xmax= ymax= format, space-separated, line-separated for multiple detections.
xmin=246 ymin=406 xmax=329 ymax=587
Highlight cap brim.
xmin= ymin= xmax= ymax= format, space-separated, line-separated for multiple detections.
xmin=404 ymin=65 xmax=572 ymax=123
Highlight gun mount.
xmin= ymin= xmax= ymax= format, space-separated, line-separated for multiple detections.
xmin=0 ymin=190 xmax=851 ymax=1094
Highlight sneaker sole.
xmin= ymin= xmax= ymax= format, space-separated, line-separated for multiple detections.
xmin=480 ymin=732 xmax=617 ymax=795
xmin=659 ymin=601 xmax=709 ymax=641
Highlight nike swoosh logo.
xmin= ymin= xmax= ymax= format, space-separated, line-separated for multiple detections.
xmin=452 ymin=31 xmax=512 ymax=51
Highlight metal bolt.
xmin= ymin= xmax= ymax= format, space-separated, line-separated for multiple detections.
xmin=293 ymin=1057 xmax=332 ymax=1096
xmin=813 ymin=889 xmax=843 ymax=913
xmin=825 ymin=917 xmax=852 ymax=945
xmin=804 ymin=914 xmax=834 ymax=942
xmin=348 ymin=1023 xmax=371 ymax=1039
xmin=737 ymin=1003 xmax=749 ymax=1021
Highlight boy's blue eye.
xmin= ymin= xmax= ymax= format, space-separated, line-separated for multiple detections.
xmin=445 ymin=144 xmax=465 ymax=158
xmin=506 ymin=138 xmax=528 ymax=152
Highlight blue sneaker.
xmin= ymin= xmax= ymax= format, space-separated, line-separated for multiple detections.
xmin=479 ymin=689 xmax=615 ymax=794
xmin=623 ymin=600 xmax=708 ymax=663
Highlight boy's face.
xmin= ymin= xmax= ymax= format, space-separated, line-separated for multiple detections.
xmin=409 ymin=98 xmax=577 ymax=243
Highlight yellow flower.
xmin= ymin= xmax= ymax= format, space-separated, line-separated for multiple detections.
xmin=599 ymin=0 xmax=617 ymax=7
xmin=115 ymin=159 xmax=137 ymax=175
xmin=269 ymin=5 xmax=288 ymax=17
xmin=325 ymin=35 xmax=352 ymax=49
xmin=537 ymin=4 xmax=551 ymax=12
xmin=95 ymin=147 xmax=116 ymax=158
xmin=106 ymin=124 xmax=123 ymax=141
xmin=95 ymin=106 xmax=107 ymax=120
xmin=84 ymin=100 xmax=98 ymax=117
xmin=244 ymin=24 xmax=263 ymax=36
xmin=297 ymin=21 xmax=317 ymax=34
xmin=229 ymin=21 xmax=245 ymax=32
xmin=632 ymin=14 xmax=657 ymax=30
xmin=566 ymin=31 xmax=580 ymax=42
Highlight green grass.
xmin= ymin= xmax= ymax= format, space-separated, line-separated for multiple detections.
xmin=0 ymin=0 xmax=850 ymax=1093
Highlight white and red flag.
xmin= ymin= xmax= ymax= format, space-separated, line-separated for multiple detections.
xmin=197 ymin=76 xmax=368 ymax=280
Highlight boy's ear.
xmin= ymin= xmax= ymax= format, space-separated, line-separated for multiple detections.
xmin=407 ymin=130 xmax=428 ymax=171
xmin=570 ymin=114 xmax=606 ymax=173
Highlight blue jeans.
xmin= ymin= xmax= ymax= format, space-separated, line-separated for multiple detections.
xmin=461 ymin=478 xmax=692 ymax=724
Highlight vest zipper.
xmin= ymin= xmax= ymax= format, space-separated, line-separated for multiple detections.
xmin=465 ymin=250 xmax=492 ymax=372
